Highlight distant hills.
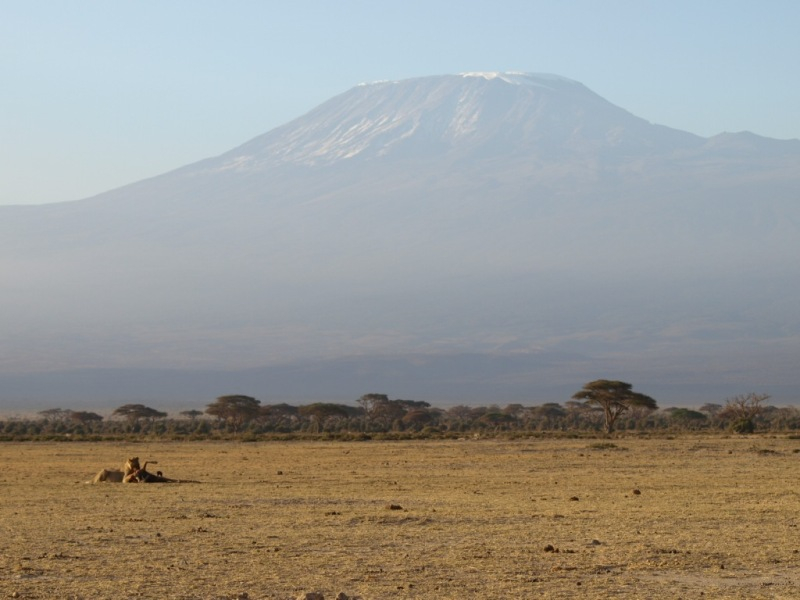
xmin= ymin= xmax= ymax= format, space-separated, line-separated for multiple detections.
xmin=2 ymin=72 xmax=798 ymax=410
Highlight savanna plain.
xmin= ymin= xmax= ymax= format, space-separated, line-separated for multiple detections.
xmin=1 ymin=436 xmax=799 ymax=599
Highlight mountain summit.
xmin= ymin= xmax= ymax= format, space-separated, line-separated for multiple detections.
xmin=1 ymin=73 xmax=799 ymax=408
xmin=208 ymin=72 xmax=700 ymax=170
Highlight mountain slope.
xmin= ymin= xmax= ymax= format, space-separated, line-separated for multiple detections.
xmin=1 ymin=73 xmax=799 ymax=408
xmin=210 ymin=72 xmax=703 ymax=167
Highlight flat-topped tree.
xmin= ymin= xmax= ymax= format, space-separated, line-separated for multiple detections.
xmin=205 ymin=395 xmax=261 ymax=432
xmin=38 ymin=408 xmax=73 ymax=423
xmin=68 ymin=410 xmax=103 ymax=424
xmin=179 ymin=409 xmax=204 ymax=420
xmin=572 ymin=379 xmax=657 ymax=434
xmin=112 ymin=404 xmax=167 ymax=423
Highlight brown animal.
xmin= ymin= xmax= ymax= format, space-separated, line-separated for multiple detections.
xmin=123 ymin=460 xmax=199 ymax=483
xmin=90 ymin=457 xmax=140 ymax=483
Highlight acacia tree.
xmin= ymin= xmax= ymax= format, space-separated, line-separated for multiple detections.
xmin=112 ymin=404 xmax=167 ymax=423
xmin=372 ymin=399 xmax=411 ymax=431
xmin=402 ymin=408 xmax=438 ymax=431
xmin=260 ymin=403 xmax=300 ymax=430
xmin=668 ymin=408 xmax=708 ymax=430
xmin=572 ymin=379 xmax=657 ymax=434
xmin=298 ymin=403 xmax=349 ymax=432
xmin=357 ymin=393 xmax=389 ymax=430
xmin=38 ymin=408 xmax=71 ymax=422
xmin=206 ymin=395 xmax=261 ymax=431
xmin=69 ymin=410 xmax=104 ymax=424
xmin=179 ymin=409 xmax=204 ymax=420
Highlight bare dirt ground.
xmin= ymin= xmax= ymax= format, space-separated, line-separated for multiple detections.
xmin=1 ymin=435 xmax=799 ymax=599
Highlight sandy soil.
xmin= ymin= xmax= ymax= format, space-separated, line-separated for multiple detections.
xmin=1 ymin=435 xmax=799 ymax=599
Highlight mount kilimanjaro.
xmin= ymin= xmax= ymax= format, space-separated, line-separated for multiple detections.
xmin=2 ymin=72 xmax=799 ymax=409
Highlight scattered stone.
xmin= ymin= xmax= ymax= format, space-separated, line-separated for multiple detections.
xmin=386 ymin=503 xmax=403 ymax=510
xmin=569 ymin=496 xmax=579 ymax=501
xmin=589 ymin=539 xmax=602 ymax=545
xmin=544 ymin=544 xmax=556 ymax=552
xmin=632 ymin=489 xmax=641 ymax=495
xmin=297 ymin=593 xmax=325 ymax=600
xmin=277 ymin=470 xmax=283 ymax=475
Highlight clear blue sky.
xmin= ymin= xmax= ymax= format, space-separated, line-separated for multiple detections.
xmin=2 ymin=0 xmax=798 ymax=205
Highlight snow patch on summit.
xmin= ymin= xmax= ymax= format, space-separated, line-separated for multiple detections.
xmin=461 ymin=71 xmax=508 ymax=80
xmin=461 ymin=71 xmax=579 ymax=89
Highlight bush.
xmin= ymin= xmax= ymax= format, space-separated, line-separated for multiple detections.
xmin=731 ymin=418 xmax=755 ymax=434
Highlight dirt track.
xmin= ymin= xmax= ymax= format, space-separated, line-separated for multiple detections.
xmin=1 ymin=436 xmax=799 ymax=599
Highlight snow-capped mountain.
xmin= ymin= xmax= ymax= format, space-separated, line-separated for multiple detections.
xmin=208 ymin=72 xmax=701 ymax=168
xmin=1 ymin=73 xmax=798 ymax=408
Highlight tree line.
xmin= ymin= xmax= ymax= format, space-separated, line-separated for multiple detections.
xmin=0 ymin=382 xmax=792 ymax=440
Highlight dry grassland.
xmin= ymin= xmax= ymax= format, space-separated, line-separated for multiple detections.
xmin=1 ymin=436 xmax=799 ymax=599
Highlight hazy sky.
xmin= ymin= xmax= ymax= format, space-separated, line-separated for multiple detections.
xmin=2 ymin=0 xmax=799 ymax=205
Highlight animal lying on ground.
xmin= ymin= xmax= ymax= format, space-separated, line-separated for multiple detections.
xmin=90 ymin=457 xmax=199 ymax=483
xmin=123 ymin=461 xmax=200 ymax=483
xmin=90 ymin=457 xmax=140 ymax=483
